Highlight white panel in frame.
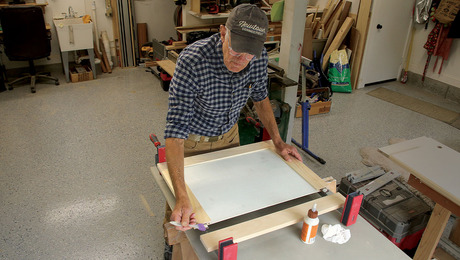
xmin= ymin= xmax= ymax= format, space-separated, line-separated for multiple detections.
xmin=157 ymin=141 xmax=326 ymax=225
xmin=185 ymin=148 xmax=318 ymax=224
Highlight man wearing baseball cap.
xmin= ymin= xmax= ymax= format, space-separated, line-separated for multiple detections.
xmin=163 ymin=4 xmax=301 ymax=257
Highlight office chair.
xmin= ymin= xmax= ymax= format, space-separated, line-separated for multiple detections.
xmin=0 ymin=6 xmax=59 ymax=93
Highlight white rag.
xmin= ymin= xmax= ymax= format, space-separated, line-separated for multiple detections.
xmin=321 ymin=224 xmax=351 ymax=244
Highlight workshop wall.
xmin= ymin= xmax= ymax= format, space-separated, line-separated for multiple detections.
xmin=313 ymin=0 xmax=459 ymax=90
xmin=3 ymin=0 xmax=458 ymax=91
xmin=409 ymin=22 xmax=460 ymax=89
xmin=133 ymin=0 xmax=177 ymax=43
xmin=2 ymin=0 xmax=177 ymax=70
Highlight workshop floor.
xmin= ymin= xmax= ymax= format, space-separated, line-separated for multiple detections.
xmin=0 ymin=67 xmax=459 ymax=259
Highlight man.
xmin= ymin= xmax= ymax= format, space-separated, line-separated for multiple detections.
xmin=164 ymin=4 xmax=302 ymax=233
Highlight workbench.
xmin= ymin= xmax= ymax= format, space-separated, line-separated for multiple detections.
xmin=151 ymin=141 xmax=412 ymax=259
xmin=152 ymin=166 xmax=411 ymax=259
xmin=380 ymin=137 xmax=460 ymax=260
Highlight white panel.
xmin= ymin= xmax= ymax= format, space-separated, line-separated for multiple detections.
xmin=184 ymin=149 xmax=317 ymax=224
xmin=394 ymin=145 xmax=460 ymax=199
xmin=380 ymin=137 xmax=460 ymax=205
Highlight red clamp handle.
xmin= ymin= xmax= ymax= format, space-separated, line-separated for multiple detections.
xmin=246 ymin=117 xmax=260 ymax=128
xmin=149 ymin=134 xmax=161 ymax=147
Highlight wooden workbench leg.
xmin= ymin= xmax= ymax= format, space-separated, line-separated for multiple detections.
xmin=88 ymin=48 xmax=97 ymax=79
xmin=171 ymin=242 xmax=182 ymax=260
xmin=179 ymin=239 xmax=199 ymax=260
xmin=449 ymin=218 xmax=460 ymax=246
xmin=62 ymin=51 xmax=70 ymax=83
xmin=414 ymin=203 xmax=451 ymax=260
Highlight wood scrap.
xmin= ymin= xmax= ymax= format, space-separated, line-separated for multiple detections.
xmin=323 ymin=20 xmax=340 ymax=54
xmin=324 ymin=0 xmax=343 ymax=32
xmin=321 ymin=0 xmax=336 ymax=25
xmin=323 ymin=3 xmax=343 ymax=39
xmin=93 ymin=42 xmax=107 ymax=73
xmin=312 ymin=17 xmax=321 ymax=38
xmin=165 ymin=43 xmax=187 ymax=51
xmin=99 ymin=38 xmax=112 ymax=73
xmin=173 ymin=41 xmax=187 ymax=46
xmin=338 ymin=1 xmax=352 ymax=29
xmin=322 ymin=17 xmax=354 ymax=71
xmin=302 ymin=27 xmax=313 ymax=59
xmin=137 ymin=23 xmax=148 ymax=57
xmin=110 ymin=0 xmax=120 ymax=67
xmin=349 ymin=27 xmax=360 ymax=65
xmin=156 ymin=60 xmax=176 ymax=77
xmin=305 ymin=13 xmax=314 ymax=28
xmin=312 ymin=5 xmax=319 ymax=22
xmin=350 ymin=0 xmax=371 ymax=89
xmin=143 ymin=61 xmax=158 ymax=67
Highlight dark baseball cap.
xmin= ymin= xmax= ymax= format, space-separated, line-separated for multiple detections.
xmin=225 ymin=4 xmax=268 ymax=58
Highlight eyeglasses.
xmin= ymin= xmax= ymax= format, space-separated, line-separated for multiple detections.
xmin=225 ymin=30 xmax=254 ymax=61
xmin=228 ymin=45 xmax=255 ymax=61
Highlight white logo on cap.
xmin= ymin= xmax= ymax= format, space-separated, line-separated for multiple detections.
xmin=238 ymin=21 xmax=265 ymax=36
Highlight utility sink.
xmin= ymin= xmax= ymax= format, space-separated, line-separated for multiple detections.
xmin=53 ymin=17 xmax=96 ymax=83
xmin=53 ymin=18 xmax=93 ymax=52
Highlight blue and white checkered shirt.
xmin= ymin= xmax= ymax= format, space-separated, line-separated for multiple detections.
xmin=164 ymin=33 xmax=268 ymax=139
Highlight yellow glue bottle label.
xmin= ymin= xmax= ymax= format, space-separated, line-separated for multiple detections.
xmin=300 ymin=203 xmax=319 ymax=244
xmin=301 ymin=221 xmax=318 ymax=244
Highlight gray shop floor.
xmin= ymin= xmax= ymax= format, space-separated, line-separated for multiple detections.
xmin=1 ymin=67 xmax=459 ymax=259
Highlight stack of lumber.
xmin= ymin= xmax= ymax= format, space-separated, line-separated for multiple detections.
xmin=94 ymin=37 xmax=112 ymax=74
xmin=303 ymin=0 xmax=354 ymax=70
xmin=302 ymin=0 xmax=373 ymax=90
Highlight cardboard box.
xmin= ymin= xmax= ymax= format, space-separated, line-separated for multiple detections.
xmin=295 ymin=101 xmax=332 ymax=118
xmin=70 ymin=65 xmax=93 ymax=83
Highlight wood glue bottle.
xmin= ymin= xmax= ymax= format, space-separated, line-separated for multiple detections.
xmin=301 ymin=203 xmax=319 ymax=244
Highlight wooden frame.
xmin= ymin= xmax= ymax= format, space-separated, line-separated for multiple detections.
xmin=200 ymin=193 xmax=345 ymax=252
xmin=156 ymin=141 xmax=330 ymax=225
xmin=151 ymin=166 xmax=345 ymax=253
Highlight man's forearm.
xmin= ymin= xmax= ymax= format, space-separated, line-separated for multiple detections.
xmin=254 ymin=97 xmax=283 ymax=146
xmin=165 ymin=138 xmax=188 ymax=200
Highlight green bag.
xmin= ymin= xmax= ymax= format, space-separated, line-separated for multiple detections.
xmin=271 ymin=0 xmax=284 ymax=22
xmin=328 ymin=50 xmax=352 ymax=93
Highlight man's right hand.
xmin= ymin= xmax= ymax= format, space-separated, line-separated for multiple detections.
xmin=171 ymin=196 xmax=196 ymax=231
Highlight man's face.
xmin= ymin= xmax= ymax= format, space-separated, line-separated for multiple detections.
xmin=220 ymin=26 xmax=254 ymax=73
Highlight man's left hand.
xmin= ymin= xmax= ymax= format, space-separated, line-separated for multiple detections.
xmin=274 ymin=142 xmax=303 ymax=162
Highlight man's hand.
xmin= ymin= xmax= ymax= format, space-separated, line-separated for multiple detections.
xmin=274 ymin=141 xmax=303 ymax=162
xmin=171 ymin=197 xmax=196 ymax=231
xmin=252 ymin=98 xmax=303 ymax=162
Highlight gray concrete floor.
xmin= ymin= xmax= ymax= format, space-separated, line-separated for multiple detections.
xmin=0 ymin=67 xmax=459 ymax=259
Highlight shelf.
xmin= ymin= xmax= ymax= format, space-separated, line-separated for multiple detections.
xmin=188 ymin=10 xmax=230 ymax=20
xmin=176 ymin=23 xmax=220 ymax=34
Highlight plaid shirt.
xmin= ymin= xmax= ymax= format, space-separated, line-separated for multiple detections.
xmin=164 ymin=33 xmax=268 ymax=139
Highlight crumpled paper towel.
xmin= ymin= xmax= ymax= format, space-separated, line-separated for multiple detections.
xmin=321 ymin=224 xmax=351 ymax=244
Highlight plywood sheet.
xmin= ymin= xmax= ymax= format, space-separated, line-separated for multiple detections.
xmin=379 ymin=137 xmax=460 ymax=206
xmin=185 ymin=149 xmax=318 ymax=224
